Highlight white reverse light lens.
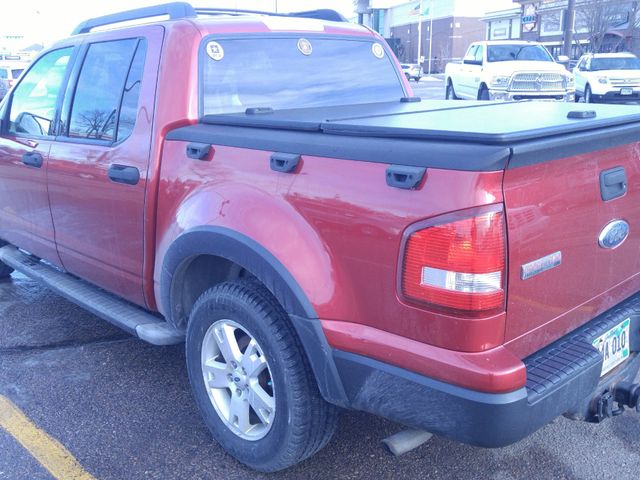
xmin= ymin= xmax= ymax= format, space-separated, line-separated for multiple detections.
xmin=421 ymin=266 xmax=502 ymax=293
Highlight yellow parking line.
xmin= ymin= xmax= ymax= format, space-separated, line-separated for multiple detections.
xmin=0 ymin=395 xmax=95 ymax=480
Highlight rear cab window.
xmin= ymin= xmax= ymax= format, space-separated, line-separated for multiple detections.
xmin=199 ymin=35 xmax=405 ymax=115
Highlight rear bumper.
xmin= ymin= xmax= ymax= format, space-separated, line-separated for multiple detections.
xmin=334 ymin=293 xmax=640 ymax=447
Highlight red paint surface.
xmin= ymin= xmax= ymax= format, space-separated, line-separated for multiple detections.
xmin=503 ymin=142 xmax=640 ymax=358
xmin=155 ymin=142 xmax=506 ymax=352
xmin=322 ymin=319 xmax=526 ymax=393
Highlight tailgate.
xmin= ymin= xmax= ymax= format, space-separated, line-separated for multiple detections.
xmin=503 ymin=139 xmax=640 ymax=357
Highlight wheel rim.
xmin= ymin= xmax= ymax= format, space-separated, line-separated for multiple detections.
xmin=201 ymin=319 xmax=275 ymax=441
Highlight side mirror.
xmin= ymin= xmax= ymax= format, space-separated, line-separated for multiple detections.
xmin=463 ymin=56 xmax=481 ymax=66
xmin=557 ymin=55 xmax=570 ymax=64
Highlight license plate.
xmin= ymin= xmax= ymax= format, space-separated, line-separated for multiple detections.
xmin=620 ymin=87 xmax=633 ymax=95
xmin=592 ymin=318 xmax=630 ymax=376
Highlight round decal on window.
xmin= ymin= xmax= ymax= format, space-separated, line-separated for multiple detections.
xmin=298 ymin=38 xmax=312 ymax=56
xmin=206 ymin=41 xmax=224 ymax=61
xmin=372 ymin=43 xmax=385 ymax=59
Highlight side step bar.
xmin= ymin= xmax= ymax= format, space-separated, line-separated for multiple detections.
xmin=0 ymin=245 xmax=184 ymax=346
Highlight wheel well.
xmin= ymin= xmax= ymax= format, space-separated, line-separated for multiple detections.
xmin=170 ymin=254 xmax=253 ymax=330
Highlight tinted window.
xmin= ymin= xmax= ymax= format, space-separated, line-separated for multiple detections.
xmin=590 ymin=57 xmax=640 ymax=71
xmin=11 ymin=69 xmax=24 ymax=79
xmin=68 ymin=39 xmax=137 ymax=141
xmin=201 ymin=37 xmax=404 ymax=115
xmin=465 ymin=45 xmax=477 ymax=59
xmin=487 ymin=45 xmax=553 ymax=62
xmin=0 ymin=69 xmax=6 ymax=79
xmin=116 ymin=41 xmax=146 ymax=142
xmin=474 ymin=45 xmax=484 ymax=62
xmin=8 ymin=48 xmax=72 ymax=136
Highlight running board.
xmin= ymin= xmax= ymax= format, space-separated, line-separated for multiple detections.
xmin=0 ymin=245 xmax=184 ymax=346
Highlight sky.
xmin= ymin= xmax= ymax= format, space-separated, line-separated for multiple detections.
xmin=1 ymin=0 xmax=517 ymax=48
xmin=1 ymin=0 xmax=356 ymax=46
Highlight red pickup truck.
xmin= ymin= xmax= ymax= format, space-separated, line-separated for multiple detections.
xmin=1 ymin=2 xmax=639 ymax=473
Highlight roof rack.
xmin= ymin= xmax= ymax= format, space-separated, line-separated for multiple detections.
xmin=72 ymin=2 xmax=196 ymax=35
xmin=71 ymin=2 xmax=346 ymax=36
xmin=194 ymin=8 xmax=347 ymax=23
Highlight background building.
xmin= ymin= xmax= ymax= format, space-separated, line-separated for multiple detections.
xmin=484 ymin=1 xmax=640 ymax=59
xmin=358 ymin=1 xmax=518 ymax=73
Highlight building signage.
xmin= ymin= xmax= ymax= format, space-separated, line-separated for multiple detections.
xmin=522 ymin=3 xmax=538 ymax=32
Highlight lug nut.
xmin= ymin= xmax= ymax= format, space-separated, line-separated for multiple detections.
xmin=236 ymin=388 xmax=242 ymax=396
xmin=231 ymin=361 xmax=238 ymax=368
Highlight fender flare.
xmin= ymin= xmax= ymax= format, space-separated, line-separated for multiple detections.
xmin=160 ymin=226 xmax=348 ymax=406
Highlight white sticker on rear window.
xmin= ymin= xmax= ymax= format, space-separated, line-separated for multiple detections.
xmin=298 ymin=38 xmax=312 ymax=56
xmin=206 ymin=41 xmax=224 ymax=61
xmin=372 ymin=43 xmax=385 ymax=59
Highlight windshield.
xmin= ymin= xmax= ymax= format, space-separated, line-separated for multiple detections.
xmin=590 ymin=57 xmax=640 ymax=71
xmin=201 ymin=36 xmax=405 ymax=115
xmin=487 ymin=44 xmax=553 ymax=62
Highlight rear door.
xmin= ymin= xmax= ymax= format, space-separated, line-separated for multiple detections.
xmin=503 ymin=139 xmax=640 ymax=356
xmin=0 ymin=47 xmax=75 ymax=264
xmin=47 ymin=27 xmax=163 ymax=305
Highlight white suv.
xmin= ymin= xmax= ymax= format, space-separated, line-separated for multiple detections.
xmin=573 ymin=52 xmax=640 ymax=103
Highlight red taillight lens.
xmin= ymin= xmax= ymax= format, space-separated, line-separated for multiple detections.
xmin=402 ymin=208 xmax=506 ymax=315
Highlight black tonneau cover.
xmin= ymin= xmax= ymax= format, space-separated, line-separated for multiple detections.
xmin=167 ymin=100 xmax=640 ymax=171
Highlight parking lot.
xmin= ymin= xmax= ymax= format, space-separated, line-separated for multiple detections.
xmin=1 ymin=81 xmax=640 ymax=479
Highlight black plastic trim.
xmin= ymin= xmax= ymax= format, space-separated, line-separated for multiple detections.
xmin=72 ymin=2 xmax=196 ymax=35
xmin=508 ymin=122 xmax=640 ymax=169
xmin=160 ymin=226 xmax=348 ymax=406
xmin=166 ymin=124 xmax=511 ymax=172
xmin=334 ymin=345 xmax=640 ymax=447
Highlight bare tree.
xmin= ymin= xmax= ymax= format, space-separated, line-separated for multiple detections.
xmin=575 ymin=0 xmax=634 ymax=53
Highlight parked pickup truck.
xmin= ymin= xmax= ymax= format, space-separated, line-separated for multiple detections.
xmin=1 ymin=2 xmax=639 ymax=473
xmin=445 ymin=40 xmax=575 ymax=101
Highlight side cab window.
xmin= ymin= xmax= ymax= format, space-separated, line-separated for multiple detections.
xmin=464 ymin=45 xmax=478 ymax=61
xmin=7 ymin=48 xmax=73 ymax=137
xmin=62 ymin=38 xmax=146 ymax=144
xmin=474 ymin=45 xmax=484 ymax=64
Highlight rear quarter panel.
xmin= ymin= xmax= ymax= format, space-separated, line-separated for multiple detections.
xmin=155 ymin=142 xmax=506 ymax=352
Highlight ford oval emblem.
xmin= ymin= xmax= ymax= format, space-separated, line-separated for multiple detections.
xmin=598 ymin=220 xmax=629 ymax=249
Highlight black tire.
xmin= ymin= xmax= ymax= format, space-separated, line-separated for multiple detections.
xmin=445 ymin=81 xmax=458 ymax=100
xmin=0 ymin=262 xmax=12 ymax=279
xmin=478 ymin=86 xmax=490 ymax=101
xmin=186 ymin=281 xmax=338 ymax=472
xmin=404 ymin=73 xmax=410 ymax=81
xmin=585 ymin=85 xmax=594 ymax=103
xmin=0 ymin=242 xmax=13 ymax=279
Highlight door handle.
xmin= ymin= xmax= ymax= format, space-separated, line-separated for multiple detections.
xmin=22 ymin=152 xmax=43 ymax=168
xmin=600 ymin=167 xmax=626 ymax=201
xmin=108 ymin=164 xmax=140 ymax=185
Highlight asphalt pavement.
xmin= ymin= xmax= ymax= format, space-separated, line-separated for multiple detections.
xmin=2 ymin=81 xmax=640 ymax=479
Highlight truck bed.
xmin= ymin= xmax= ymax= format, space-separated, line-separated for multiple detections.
xmin=170 ymin=99 xmax=640 ymax=171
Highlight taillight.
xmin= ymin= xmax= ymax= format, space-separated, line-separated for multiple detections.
xmin=401 ymin=207 xmax=506 ymax=316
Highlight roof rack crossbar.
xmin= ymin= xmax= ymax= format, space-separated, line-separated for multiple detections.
xmin=194 ymin=7 xmax=347 ymax=23
xmin=71 ymin=2 xmax=197 ymax=35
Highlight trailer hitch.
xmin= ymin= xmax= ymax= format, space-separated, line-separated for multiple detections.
xmin=592 ymin=382 xmax=640 ymax=422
